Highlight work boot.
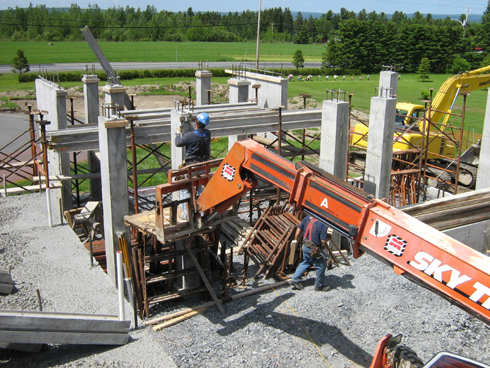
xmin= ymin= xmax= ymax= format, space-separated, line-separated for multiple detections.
xmin=314 ymin=286 xmax=330 ymax=292
xmin=290 ymin=280 xmax=304 ymax=290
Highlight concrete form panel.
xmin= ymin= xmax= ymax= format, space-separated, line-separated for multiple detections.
xmin=444 ymin=220 xmax=490 ymax=253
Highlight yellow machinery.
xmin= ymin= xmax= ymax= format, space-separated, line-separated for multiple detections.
xmin=351 ymin=65 xmax=490 ymax=186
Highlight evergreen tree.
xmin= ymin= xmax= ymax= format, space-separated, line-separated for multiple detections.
xmin=417 ymin=57 xmax=431 ymax=81
xmin=11 ymin=48 xmax=29 ymax=75
xmin=292 ymin=49 xmax=305 ymax=69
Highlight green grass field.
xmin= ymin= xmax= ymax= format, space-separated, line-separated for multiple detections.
xmin=0 ymin=39 xmax=487 ymax=137
xmin=0 ymin=41 xmax=325 ymax=65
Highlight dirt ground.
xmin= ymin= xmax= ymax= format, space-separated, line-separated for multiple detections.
xmin=0 ymin=81 xmax=367 ymax=121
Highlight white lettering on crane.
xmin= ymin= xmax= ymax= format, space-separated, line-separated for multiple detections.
xmin=320 ymin=198 xmax=328 ymax=209
xmin=409 ymin=251 xmax=490 ymax=310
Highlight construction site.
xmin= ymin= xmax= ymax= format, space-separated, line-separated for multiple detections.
xmin=1 ymin=30 xmax=490 ymax=367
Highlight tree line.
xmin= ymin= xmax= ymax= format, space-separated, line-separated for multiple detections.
xmin=2 ymin=3 xmax=490 ymax=73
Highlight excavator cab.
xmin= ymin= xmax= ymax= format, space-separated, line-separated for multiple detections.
xmin=395 ymin=103 xmax=424 ymax=131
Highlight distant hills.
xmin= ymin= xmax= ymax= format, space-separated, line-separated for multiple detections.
xmin=295 ymin=11 xmax=482 ymax=23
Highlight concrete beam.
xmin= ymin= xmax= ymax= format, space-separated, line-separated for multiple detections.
xmin=0 ymin=310 xmax=130 ymax=345
xmin=48 ymin=108 xmax=322 ymax=152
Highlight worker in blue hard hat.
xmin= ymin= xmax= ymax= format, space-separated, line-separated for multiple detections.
xmin=174 ymin=112 xmax=211 ymax=221
xmin=175 ymin=112 xmax=211 ymax=166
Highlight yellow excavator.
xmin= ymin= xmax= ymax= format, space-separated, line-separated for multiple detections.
xmin=350 ymin=65 xmax=490 ymax=187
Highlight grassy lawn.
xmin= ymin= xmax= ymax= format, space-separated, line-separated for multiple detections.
xmin=289 ymin=74 xmax=488 ymax=137
xmin=0 ymin=41 xmax=325 ymax=65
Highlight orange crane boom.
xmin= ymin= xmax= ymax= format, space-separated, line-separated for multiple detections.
xmin=198 ymin=139 xmax=490 ymax=326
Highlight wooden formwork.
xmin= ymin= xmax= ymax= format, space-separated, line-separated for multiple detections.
xmin=124 ymin=160 xmax=227 ymax=318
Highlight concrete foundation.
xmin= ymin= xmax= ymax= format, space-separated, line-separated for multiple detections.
xmin=319 ymin=99 xmax=350 ymax=178
xmin=98 ymin=117 xmax=130 ymax=285
xmin=195 ymin=70 xmax=213 ymax=106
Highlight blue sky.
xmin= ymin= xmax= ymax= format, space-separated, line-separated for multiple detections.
xmin=0 ymin=0 xmax=486 ymax=16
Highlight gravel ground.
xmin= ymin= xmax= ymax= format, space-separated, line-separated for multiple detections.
xmin=1 ymin=193 xmax=490 ymax=367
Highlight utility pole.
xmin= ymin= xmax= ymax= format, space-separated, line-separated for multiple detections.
xmin=255 ymin=0 xmax=262 ymax=70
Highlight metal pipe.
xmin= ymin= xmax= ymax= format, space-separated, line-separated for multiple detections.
xmin=46 ymin=187 xmax=52 ymax=227
xmin=116 ymin=250 xmax=125 ymax=321
xmin=129 ymin=119 xmax=139 ymax=214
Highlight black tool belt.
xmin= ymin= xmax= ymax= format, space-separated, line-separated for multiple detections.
xmin=303 ymin=239 xmax=321 ymax=249
xmin=184 ymin=157 xmax=208 ymax=166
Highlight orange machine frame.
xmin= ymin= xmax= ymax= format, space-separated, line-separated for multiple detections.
xmin=198 ymin=139 xmax=490 ymax=326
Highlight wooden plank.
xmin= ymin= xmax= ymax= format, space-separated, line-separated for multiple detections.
xmin=152 ymin=307 xmax=207 ymax=331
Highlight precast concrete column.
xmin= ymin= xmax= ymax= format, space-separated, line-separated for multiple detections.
xmin=83 ymin=75 xmax=100 ymax=124
xmin=103 ymin=85 xmax=127 ymax=115
xmin=195 ymin=70 xmax=213 ymax=106
xmin=35 ymin=79 xmax=71 ymax=224
xmin=319 ymin=99 xmax=350 ymax=178
xmin=379 ymin=71 xmax=398 ymax=97
xmin=228 ymin=134 xmax=248 ymax=152
xmin=228 ymin=78 xmax=251 ymax=104
xmin=83 ymin=75 xmax=102 ymax=200
xmin=98 ymin=116 xmax=130 ymax=285
xmin=171 ymin=110 xmax=185 ymax=171
xmin=476 ymin=89 xmax=490 ymax=189
xmin=364 ymin=91 xmax=397 ymax=200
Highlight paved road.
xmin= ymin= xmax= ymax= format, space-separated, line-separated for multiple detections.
xmin=0 ymin=113 xmax=30 ymax=152
xmin=0 ymin=61 xmax=322 ymax=74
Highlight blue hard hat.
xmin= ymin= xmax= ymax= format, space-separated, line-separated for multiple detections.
xmin=196 ymin=112 xmax=210 ymax=126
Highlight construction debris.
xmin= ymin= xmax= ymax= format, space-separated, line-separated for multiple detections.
xmin=0 ymin=270 xmax=14 ymax=294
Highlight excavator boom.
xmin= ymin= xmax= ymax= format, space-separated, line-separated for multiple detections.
xmin=198 ymin=139 xmax=490 ymax=326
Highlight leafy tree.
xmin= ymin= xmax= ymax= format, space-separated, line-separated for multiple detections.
xmin=292 ymin=49 xmax=305 ymax=69
xmin=11 ymin=48 xmax=30 ymax=75
xmin=417 ymin=58 xmax=431 ymax=81
xmin=295 ymin=24 xmax=310 ymax=44
xmin=450 ymin=56 xmax=470 ymax=74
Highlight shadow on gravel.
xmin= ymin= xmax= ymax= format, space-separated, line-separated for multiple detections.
xmin=208 ymin=291 xmax=372 ymax=367
xmin=325 ymin=274 xmax=355 ymax=290
xmin=0 ymin=342 xmax=127 ymax=367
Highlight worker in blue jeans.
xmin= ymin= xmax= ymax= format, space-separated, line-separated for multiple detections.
xmin=290 ymin=215 xmax=333 ymax=291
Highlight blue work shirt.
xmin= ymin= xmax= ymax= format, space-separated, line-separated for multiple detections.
xmin=175 ymin=128 xmax=211 ymax=161
xmin=299 ymin=216 xmax=329 ymax=247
